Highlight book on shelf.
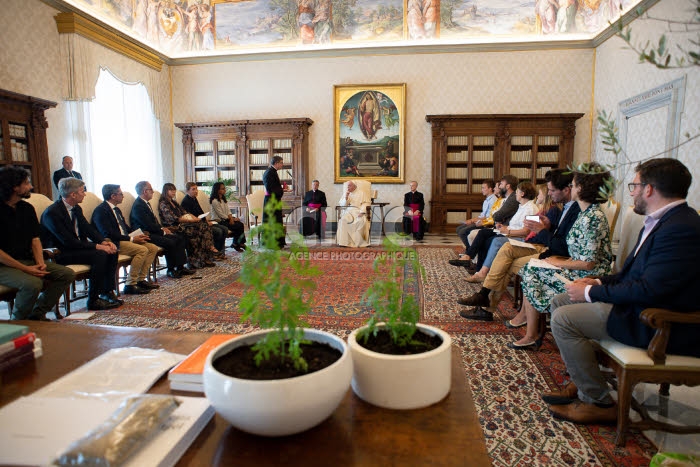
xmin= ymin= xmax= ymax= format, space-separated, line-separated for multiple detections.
xmin=0 ymin=332 xmax=36 ymax=357
xmin=0 ymin=323 xmax=29 ymax=344
xmin=168 ymin=334 xmax=238 ymax=387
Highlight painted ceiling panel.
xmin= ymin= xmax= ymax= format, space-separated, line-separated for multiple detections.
xmin=57 ymin=0 xmax=644 ymax=59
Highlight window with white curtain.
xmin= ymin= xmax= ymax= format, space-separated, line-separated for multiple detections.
xmin=67 ymin=68 xmax=163 ymax=197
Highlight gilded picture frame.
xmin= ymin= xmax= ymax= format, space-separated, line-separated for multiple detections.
xmin=334 ymin=83 xmax=406 ymax=184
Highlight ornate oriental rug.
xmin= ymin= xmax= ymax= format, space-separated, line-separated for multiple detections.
xmin=78 ymin=246 xmax=656 ymax=466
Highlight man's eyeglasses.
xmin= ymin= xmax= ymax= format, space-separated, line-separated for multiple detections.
xmin=628 ymin=182 xmax=647 ymax=193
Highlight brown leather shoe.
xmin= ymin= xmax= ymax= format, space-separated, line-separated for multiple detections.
xmin=457 ymin=293 xmax=489 ymax=307
xmin=548 ymin=400 xmax=617 ymax=425
xmin=541 ymin=382 xmax=579 ymax=405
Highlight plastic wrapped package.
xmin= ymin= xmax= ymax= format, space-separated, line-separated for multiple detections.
xmin=53 ymin=395 xmax=180 ymax=467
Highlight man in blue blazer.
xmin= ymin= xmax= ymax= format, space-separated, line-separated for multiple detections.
xmin=41 ymin=177 xmax=120 ymax=311
xmin=129 ymin=181 xmax=191 ymax=279
xmin=92 ymin=184 xmax=160 ymax=295
xmin=542 ymin=158 xmax=700 ymax=425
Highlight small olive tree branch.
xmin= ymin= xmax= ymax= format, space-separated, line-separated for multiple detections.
xmin=611 ymin=0 xmax=700 ymax=69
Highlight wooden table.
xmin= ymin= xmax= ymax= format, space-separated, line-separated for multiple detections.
xmin=0 ymin=321 xmax=490 ymax=466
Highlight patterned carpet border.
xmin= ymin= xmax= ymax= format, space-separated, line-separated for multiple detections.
xmin=74 ymin=245 xmax=656 ymax=466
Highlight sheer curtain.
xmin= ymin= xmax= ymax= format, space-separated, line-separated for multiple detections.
xmin=68 ymin=68 xmax=163 ymax=197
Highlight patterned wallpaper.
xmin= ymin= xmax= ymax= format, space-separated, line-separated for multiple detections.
xmin=0 ymin=0 xmax=173 ymax=198
xmin=171 ymin=49 xmax=595 ymax=216
xmin=12 ymin=0 xmax=696 ymax=219
xmin=593 ymin=0 xmax=700 ymax=209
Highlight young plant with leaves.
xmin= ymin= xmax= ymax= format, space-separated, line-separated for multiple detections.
xmin=358 ymin=236 xmax=425 ymax=347
xmin=237 ymin=197 xmax=321 ymax=371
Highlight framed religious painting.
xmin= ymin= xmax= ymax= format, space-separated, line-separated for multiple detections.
xmin=334 ymin=83 xmax=406 ymax=184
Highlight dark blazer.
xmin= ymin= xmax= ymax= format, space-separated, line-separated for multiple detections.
xmin=493 ymin=191 xmax=518 ymax=225
xmin=536 ymin=202 xmax=581 ymax=259
xmin=262 ymin=167 xmax=283 ymax=200
xmin=41 ymin=200 xmax=104 ymax=251
xmin=91 ymin=201 xmax=132 ymax=247
xmin=589 ymin=203 xmax=700 ymax=357
xmin=302 ymin=190 xmax=327 ymax=209
xmin=52 ymin=168 xmax=83 ymax=188
xmin=181 ymin=195 xmax=204 ymax=216
xmin=130 ymin=197 xmax=164 ymax=237
xmin=403 ymin=191 xmax=425 ymax=214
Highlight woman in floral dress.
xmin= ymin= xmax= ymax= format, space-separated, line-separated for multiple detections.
xmin=158 ymin=183 xmax=217 ymax=269
xmin=508 ymin=164 xmax=613 ymax=350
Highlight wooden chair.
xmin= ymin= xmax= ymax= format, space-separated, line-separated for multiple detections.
xmin=593 ymin=308 xmax=700 ymax=446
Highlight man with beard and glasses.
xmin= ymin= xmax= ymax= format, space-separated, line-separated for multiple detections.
xmin=0 ymin=166 xmax=74 ymax=320
xmin=542 ymin=158 xmax=700 ymax=425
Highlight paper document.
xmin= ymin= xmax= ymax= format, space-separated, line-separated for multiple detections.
xmin=129 ymin=228 xmax=144 ymax=238
xmin=0 ymin=396 xmax=213 ymax=467
xmin=197 ymin=211 xmax=210 ymax=219
xmin=508 ymin=238 xmax=536 ymax=249
xmin=526 ymin=258 xmax=561 ymax=270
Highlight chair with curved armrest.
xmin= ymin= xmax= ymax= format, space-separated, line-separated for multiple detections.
xmin=593 ymin=308 xmax=700 ymax=446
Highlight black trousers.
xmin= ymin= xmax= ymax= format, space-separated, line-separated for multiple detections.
xmin=57 ymin=249 xmax=118 ymax=299
xmin=466 ymin=228 xmax=497 ymax=269
xmin=263 ymin=195 xmax=285 ymax=248
xmin=148 ymin=232 xmax=187 ymax=269
xmin=218 ymin=219 xmax=247 ymax=245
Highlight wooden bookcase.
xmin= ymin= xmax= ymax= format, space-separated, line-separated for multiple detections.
xmin=426 ymin=114 xmax=583 ymax=234
xmin=0 ymin=89 xmax=57 ymax=197
xmin=176 ymin=118 xmax=313 ymax=212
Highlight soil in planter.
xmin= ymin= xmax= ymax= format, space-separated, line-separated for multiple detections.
xmin=357 ymin=329 xmax=443 ymax=355
xmin=213 ymin=341 xmax=342 ymax=380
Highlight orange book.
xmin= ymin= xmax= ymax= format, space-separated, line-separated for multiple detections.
xmin=168 ymin=334 xmax=238 ymax=384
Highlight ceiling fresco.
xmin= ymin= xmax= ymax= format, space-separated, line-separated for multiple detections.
xmin=58 ymin=0 xmax=644 ymax=58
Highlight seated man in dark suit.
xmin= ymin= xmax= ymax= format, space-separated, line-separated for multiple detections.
xmin=301 ymin=179 xmax=327 ymax=240
xmin=41 ymin=177 xmax=120 ymax=311
xmin=52 ymin=156 xmax=83 ymax=189
xmin=402 ymin=181 xmax=426 ymax=240
xmin=129 ymin=181 xmax=192 ymax=279
xmin=92 ymin=184 xmax=160 ymax=295
xmin=181 ymin=182 xmax=227 ymax=258
xmin=543 ymin=158 xmax=700 ymax=425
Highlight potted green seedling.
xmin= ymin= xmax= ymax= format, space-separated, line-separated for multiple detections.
xmin=348 ymin=236 xmax=452 ymax=409
xmin=203 ymin=198 xmax=352 ymax=436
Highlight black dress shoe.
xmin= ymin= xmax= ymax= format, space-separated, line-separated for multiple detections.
xmin=178 ymin=266 xmax=195 ymax=275
xmin=459 ymin=307 xmax=494 ymax=321
xmin=231 ymin=244 xmax=244 ymax=252
xmin=203 ymin=261 xmax=216 ymax=267
xmin=123 ymin=284 xmax=150 ymax=295
xmin=87 ymin=298 xmax=120 ymax=310
xmin=449 ymin=259 xmax=473 ymax=267
xmin=457 ymin=293 xmax=489 ymax=307
xmin=26 ymin=314 xmax=52 ymax=321
xmin=137 ymin=280 xmax=160 ymax=290
xmin=99 ymin=292 xmax=124 ymax=306
xmin=166 ymin=269 xmax=182 ymax=279
xmin=507 ymin=340 xmax=540 ymax=351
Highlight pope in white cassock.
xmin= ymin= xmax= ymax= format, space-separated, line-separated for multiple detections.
xmin=337 ymin=181 xmax=371 ymax=247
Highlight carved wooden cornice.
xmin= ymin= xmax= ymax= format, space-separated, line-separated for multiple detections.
xmin=54 ymin=12 xmax=164 ymax=71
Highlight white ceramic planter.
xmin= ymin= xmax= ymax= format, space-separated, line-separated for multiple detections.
xmin=348 ymin=323 xmax=451 ymax=410
xmin=203 ymin=328 xmax=352 ymax=436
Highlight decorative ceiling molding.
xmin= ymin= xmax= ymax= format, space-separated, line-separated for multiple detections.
xmin=43 ymin=0 xmax=660 ymax=66
xmin=54 ymin=12 xmax=164 ymax=71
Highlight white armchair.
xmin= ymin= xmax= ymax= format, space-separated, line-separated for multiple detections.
xmin=336 ymin=180 xmax=372 ymax=247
